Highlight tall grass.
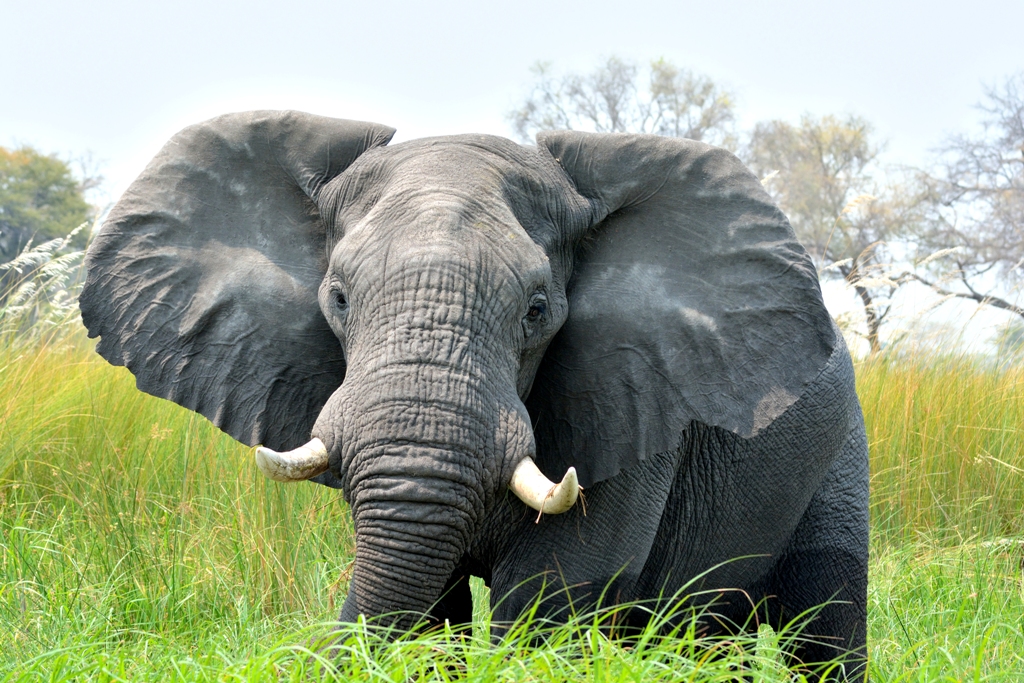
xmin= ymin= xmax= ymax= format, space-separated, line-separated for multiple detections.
xmin=0 ymin=337 xmax=354 ymax=645
xmin=857 ymin=355 xmax=1024 ymax=679
xmin=1 ymin=246 xmax=1022 ymax=678
xmin=858 ymin=356 xmax=1024 ymax=542
xmin=1 ymin=340 xmax=825 ymax=679
xmin=0 ymin=226 xmax=87 ymax=342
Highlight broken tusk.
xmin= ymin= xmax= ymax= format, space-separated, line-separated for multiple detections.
xmin=255 ymin=438 xmax=330 ymax=482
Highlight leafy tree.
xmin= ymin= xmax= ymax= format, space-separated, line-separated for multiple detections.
xmin=745 ymin=115 xmax=919 ymax=354
xmin=508 ymin=57 xmax=737 ymax=148
xmin=912 ymin=73 xmax=1024 ymax=319
xmin=0 ymin=145 xmax=91 ymax=263
xmin=994 ymin=319 xmax=1024 ymax=360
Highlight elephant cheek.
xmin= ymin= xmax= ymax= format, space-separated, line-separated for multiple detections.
xmin=310 ymin=385 xmax=349 ymax=487
xmin=497 ymin=401 xmax=538 ymax=478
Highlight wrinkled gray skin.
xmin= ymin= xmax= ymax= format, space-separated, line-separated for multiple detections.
xmin=80 ymin=112 xmax=868 ymax=681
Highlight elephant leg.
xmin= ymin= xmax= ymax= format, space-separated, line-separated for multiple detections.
xmin=427 ymin=570 xmax=475 ymax=629
xmin=486 ymin=449 xmax=680 ymax=636
xmin=758 ymin=419 xmax=869 ymax=682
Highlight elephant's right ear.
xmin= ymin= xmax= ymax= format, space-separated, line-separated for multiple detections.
xmin=80 ymin=111 xmax=394 ymax=452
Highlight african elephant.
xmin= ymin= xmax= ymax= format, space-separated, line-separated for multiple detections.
xmin=79 ymin=111 xmax=868 ymax=680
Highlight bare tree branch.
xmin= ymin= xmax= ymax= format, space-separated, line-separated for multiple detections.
xmin=901 ymin=271 xmax=1024 ymax=319
xmin=508 ymin=57 xmax=737 ymax=148
xmin=914 ymin=72 xmax=1024 ymax=309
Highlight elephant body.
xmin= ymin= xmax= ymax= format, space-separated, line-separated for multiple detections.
xmin=79 ymin=111 xmax=868 ymax=680
xmin=461 ymin=326 xmax=866 ymax=668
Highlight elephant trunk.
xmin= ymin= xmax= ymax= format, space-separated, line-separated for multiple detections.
xmin=342 ymin=439 xmax=483 ymax=626
xmin=345 ymin=496 xmax=473 ymax=626
xmin=306 ymin=336 xmax=579 ymax=622
xmin=331 ymin=366 xmax=492 ymax=624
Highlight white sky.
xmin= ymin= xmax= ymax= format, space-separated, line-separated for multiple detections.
xmin=3 ymin=0 xmax=1023 ymax=352
xmin=5 ymin=0 xmax=1022 ymax=195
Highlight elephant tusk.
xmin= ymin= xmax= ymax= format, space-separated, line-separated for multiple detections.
xmin=255 ymin=438 xmax=330 ymax=482
xmin=508 ymin=457 xmax=580 ymax=517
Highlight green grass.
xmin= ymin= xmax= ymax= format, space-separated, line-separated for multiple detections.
xmin=2 ymin=333 xmax=1023 ymax=680
xmin=860 ymin=357 xmax=1024 ymax=542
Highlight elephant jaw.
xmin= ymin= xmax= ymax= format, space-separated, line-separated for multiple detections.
xmin=508 ymin=457 xmax=580 ymax=517
xmin=254 ymin=438 xmax=330 ymax=481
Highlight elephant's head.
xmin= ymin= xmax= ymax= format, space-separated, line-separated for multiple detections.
xmin=80 ymin=111 xmax=834 ymax=626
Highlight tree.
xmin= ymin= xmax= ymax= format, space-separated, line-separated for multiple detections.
xmin=745 ymin=115 xmax=918 ymax=354
xmin=912 ymin=73 xmax=1024 ymax=319
xmin=993 ymin=319 xmax=1024 ymax=359
xmin=510 ymin=61 xmax=918 ymax=354
xmin=508 ymin=57 xmax=737 ymax=148
xmin=0 ymin=145 xmax=92 ymax=264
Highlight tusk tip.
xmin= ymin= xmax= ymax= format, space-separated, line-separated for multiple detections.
xmin=553 ymin=467 xmax=580 ymax=512
xmin=254 ymin=446 xmax=275 ymax=473
xmin=508 ymin=457 xmax=581 ymax=516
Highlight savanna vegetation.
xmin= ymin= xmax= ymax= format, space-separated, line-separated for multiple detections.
xmin=0 ymin=256 xmax=1022 ymax=680
xmin=1 ymin=59 xmax=1022 ymax=681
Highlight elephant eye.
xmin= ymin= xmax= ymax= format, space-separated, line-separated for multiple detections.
xmin=523 ymin=292 xmax=548 ymax=337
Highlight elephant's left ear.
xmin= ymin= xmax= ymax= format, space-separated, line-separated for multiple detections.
xmin=527 ymin=131 xmax=836 ymax=488
xmin=80 ymin=111 xmax=394 ymax=453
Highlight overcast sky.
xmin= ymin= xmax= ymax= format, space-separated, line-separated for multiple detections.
xmin=4 ymin=0 xmax=1023 ymax=201
xmin=3 ymin=0 xmax=1022 ymax=351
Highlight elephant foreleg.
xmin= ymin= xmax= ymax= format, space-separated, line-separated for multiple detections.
xmin=427 ymin=570 xmax=475 ymax=630
xmin=757 ymin=419 xmax=869 ymax=682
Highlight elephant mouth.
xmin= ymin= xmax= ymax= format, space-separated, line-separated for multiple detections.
xmin=255 ymin=439 xmax=580 ymax=515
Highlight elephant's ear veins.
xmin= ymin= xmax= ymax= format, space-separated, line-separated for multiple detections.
xmin=528 ymin=131 xmax=834 ymax=488
xmin=80 ymin=110 xmax=395 ymax=451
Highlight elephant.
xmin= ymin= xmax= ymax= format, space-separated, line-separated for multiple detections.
xmin=79 ymin=110 xmax=868 ymax=680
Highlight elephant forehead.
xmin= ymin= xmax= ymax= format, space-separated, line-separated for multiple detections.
xmin=340 ymin=203 xmax=550 ymax=302
xmin=348 ymin=238 xmax=541 ymax=322
xmin=372 ymin=134 xmax=566 ymax=192
xmin=330 ymin=136 xmax=589 ymax=254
